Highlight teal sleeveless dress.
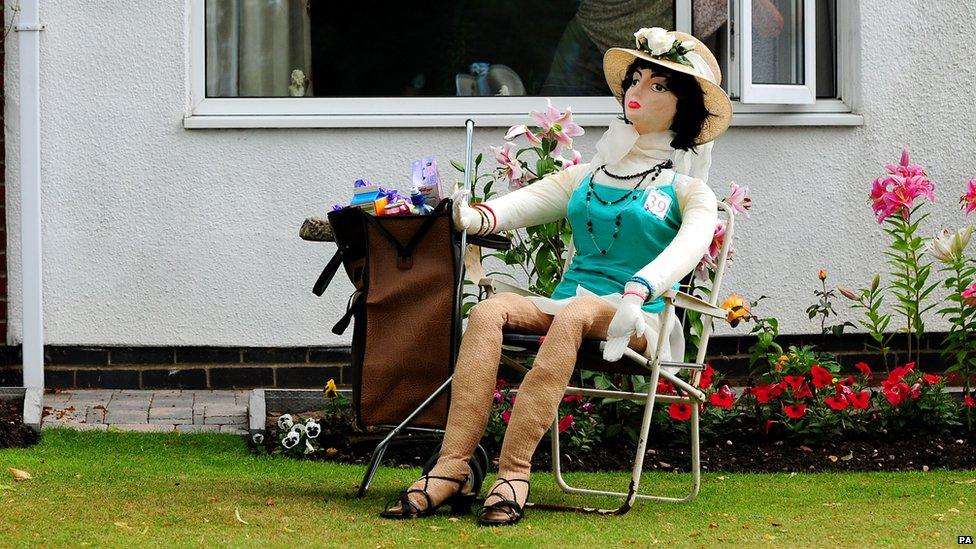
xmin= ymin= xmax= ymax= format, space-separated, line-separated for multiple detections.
xmin=550 ymin=171 xmax=682 ymax=313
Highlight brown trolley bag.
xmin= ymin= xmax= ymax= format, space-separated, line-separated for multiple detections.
xmin=318 ymin=199 xmax=462 ymax=430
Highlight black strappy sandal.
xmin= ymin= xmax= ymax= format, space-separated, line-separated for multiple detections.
xmin=477 ymin=478 xmax=531 ymax=527
xmin=379 ymin=474 xmax=476 ymax=519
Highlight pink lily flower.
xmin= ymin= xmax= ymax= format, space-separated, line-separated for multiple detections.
xmin=960 ymin=177 xmax=976 ymax=215
xmin=529 ymin=99 xmax=584 ymax=152
xmin=505 ymin=124 xmax=542 ymax=146
xmin=724 ymin=181 xmax=751 ymax=217
xmin=963 ymin=281 xmax=976 ymax=306
xmin=554 ymin=150 xmax=583 ymax=170
xmin=869 ymin=149 xmax=935 ymax=223
xmin=709 ymin=219 xmax=727 ymax=259
xmin=490 ymin=142 xmax=525 ymax=186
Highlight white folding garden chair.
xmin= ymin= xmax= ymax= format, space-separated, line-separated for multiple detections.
xmin=465 ymin=201 xmax=734 ymax=515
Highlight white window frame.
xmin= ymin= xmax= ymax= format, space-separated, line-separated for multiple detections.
xmin=184 ymin=0 xmax=861 ymax=129
xmin=736 ymin=0 xmax=817 ymax=104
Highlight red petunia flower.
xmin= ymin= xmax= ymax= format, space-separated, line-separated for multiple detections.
xmin=657 ymin=379 xmax=675 ymax=395
xmin=810 ymin=364 xmax=835 ymax=389
xmin=768 ymin=382 xmax=786 ymax=398
xmin=764 ymin=419 xmax=776 ymax=434
xmin=782 ymin=376 xmax=805 ymax=390
xmin=848 ymin=390 xmax=871 ymax=410
xmin=842 ymin=374 xmax=857 ymax=387
xmin=557 ymin=414 xmax=575 ymax=432
xmin=669 ymin=402 xmax=692 ymax=421
xmin=562 ymin=394 xmax=584 ymax=403
xmin=965 ymin=394 xmax=976 ymax=408
xmin=882 ymin=381 xmax=910 ymax=406
xmin=783 ymin=403 xmax=807 ymax=419
xmin=947 ymin=373 xmax=961 ymax=384
xmin=699 ymin=364 xmax=715 ymax=389
xmin=495 ymin=378 xmax=507 ymax=390
xmin=909 ymin=382 xmax=921 ymax=400
xmin=854 ymin=361 xmax=872 ymax=378
xmin=501 ymin=410 xmax=512 ymax=424
xmin=922 ymin=373 xmax=941 ymax=385
xmin=887 ymin=362 xmax=916 ymax=384
xmin=751 ymin=384 xmax=774 ymax=404
xmin=793 ymin=382 xmax=813 ymax=400
xmin=824 ymin=394 xmax=849 ymax=411
xmin=709 ymin=385 xmax=736 ymax=409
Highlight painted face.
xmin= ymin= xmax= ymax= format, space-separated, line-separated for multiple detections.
xmin=623 ymin=68 xmax=678 ymax=135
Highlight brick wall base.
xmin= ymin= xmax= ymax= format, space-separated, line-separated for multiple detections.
xmin=0 ymin=331 xmax=956 ymax=390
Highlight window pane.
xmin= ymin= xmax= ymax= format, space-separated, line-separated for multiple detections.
xmin=206 ymin=0 xmax=677 ymax=98
xmin=814 ymin=0 xmax=836 ymax=98
xmin=751 ymin=0 xmax=804 ymax=86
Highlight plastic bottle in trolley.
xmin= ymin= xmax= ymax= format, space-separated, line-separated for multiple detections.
xmin=409 ymin=184 xmax=433 ymax=215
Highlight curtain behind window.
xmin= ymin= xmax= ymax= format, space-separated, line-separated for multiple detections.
xmin=206 ymin=0 xmax=313 ymax=97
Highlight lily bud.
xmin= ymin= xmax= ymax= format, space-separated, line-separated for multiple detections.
xmin=837 ymin=287 xmax=858 ymax=300
xmin=870 ymin=274 xmax=880 ymax=292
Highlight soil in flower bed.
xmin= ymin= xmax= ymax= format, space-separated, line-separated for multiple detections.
xmin=261 ymin=412 xmax=976 ymax=474
xmin=0 ymin=399 xmax=39 ymax=449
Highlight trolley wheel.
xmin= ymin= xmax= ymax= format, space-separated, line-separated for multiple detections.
xmin=421 ymin=447 xmax=486 ymax=497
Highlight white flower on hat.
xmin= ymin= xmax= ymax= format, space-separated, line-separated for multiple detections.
xmin=680 ymin=40 xmax=697 ymax=52
xmin=647 ymin=27 xmax=676 ymax=56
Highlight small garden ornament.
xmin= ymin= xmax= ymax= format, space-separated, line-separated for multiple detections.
xmin=381 ymin=27 xmax=732 ymax=525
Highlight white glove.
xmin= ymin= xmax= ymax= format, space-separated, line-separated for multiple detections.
xmin=451 ymin=189 xmax=484 ymax=234
xmin=602 ymin=293 xmax=647 ymax=362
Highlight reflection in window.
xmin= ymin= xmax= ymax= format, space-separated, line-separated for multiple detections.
xmin=206 ymin=0 xmax=678 ymax=98
xmin=204 ymin=0 xmax=836 ymax=100
xmin=693 ymin=0 xmax=836 ymax=99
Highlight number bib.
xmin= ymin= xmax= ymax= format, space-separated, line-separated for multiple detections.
xmin=643 ymin=188 xmax=672 ymax=220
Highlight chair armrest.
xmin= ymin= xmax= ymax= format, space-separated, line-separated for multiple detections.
xmin=663 ymin=288 xmax=727 ymax=319
xmin=481 ymin=277 xmax=544 ymax=298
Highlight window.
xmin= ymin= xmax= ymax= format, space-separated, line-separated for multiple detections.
xmin=186 ymin=0 xmax=858 ymax=128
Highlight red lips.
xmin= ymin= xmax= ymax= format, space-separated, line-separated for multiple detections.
xmin=628 ymin=101 xmax=641 ymax=109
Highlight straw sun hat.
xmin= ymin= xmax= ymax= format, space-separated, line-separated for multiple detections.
xmin=603 ymin=28 xmax=732 ymax=145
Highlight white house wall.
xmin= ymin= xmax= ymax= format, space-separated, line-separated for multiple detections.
xmin=3 ymin=1 xmax=976 ymax=346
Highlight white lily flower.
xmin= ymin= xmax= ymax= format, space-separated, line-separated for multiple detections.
xmin=277 ymin=414 xmax=294 ymax=431
xmin=927 ymin=226 xmax=973 ymax=263
xmin=282 ymin=431 xmax=301 ymax=449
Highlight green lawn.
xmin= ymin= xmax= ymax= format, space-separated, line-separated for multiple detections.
xmin=0 ymin=429 xmax=974 ymax=547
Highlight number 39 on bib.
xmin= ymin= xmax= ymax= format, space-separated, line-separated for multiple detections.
xmin=643 ymin=188 xmax=672 ymax=220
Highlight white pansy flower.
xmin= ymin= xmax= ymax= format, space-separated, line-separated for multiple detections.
xmin=251 ymin=433 xmax=265 ymax=445
xmin=291 ymin=423 xmax=306 ymax=435
xmin=304 ymin=439 xmax=316 ymax=455
xmin=646 ymin=27 xmax=675 ymax=56
xmin=305 ymin=419 xmax=321 ymax=439
xmin=282 ymin=431 xmax=301 ymax=449
xmin=276 ymin=414 xmax=294 ymax=431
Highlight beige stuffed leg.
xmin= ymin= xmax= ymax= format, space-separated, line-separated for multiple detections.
xmin=483 ymin=295 xmax=647 ymax=520
xmin=386 ymin=292 xmax=553 ymax=514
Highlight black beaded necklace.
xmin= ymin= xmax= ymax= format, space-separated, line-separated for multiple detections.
xmin=584 ymin=160 xmax=672 ymax=256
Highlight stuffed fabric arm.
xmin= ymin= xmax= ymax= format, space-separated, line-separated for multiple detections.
xmin=632 ymin=176 xmax=718 ymax=300
xmin=475 ymin=163 xmax=590 ymax=233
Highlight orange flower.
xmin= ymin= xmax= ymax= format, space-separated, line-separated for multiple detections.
xmin=818 ymin=269 xmax=827 ymax=281
xmin=720 ymin=293 xmax=750 ymax=327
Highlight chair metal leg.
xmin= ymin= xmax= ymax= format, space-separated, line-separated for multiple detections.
xmin=357 ymin=376 xmax=453 ymax=497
